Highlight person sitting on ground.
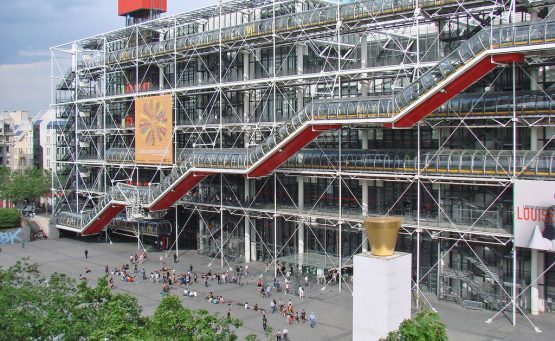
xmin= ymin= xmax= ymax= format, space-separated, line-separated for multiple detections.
xmin=85 ymin=267 xmax=91 ymax=273
xmin=183 ymin=289 xmax=189 ymax=296
xmin=245 ymin=302 xmax=249 ymax=310
xmin=79 ymin=274 xmax=87 ymax=281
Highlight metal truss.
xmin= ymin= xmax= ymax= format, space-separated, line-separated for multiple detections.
xmin=51 ymin=0 xmax=555 ymax=328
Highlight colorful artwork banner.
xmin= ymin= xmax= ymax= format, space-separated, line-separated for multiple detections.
xmin=135 ymin=94 xmax=173 ymax=165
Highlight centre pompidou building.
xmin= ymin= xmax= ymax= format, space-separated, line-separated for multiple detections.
xmin=51 ymin=0 xmax=555 ymax=319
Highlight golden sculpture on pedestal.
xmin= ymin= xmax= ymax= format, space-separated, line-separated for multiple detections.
xmin=364 ymin=216 xmax=402 ymax=256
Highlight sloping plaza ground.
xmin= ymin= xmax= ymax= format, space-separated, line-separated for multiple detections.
xmin=1 ymin=237 xmax=553 ymax=340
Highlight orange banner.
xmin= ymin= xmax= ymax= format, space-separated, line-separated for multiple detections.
xmin=135 ymin=95 xmax=173 ymax=164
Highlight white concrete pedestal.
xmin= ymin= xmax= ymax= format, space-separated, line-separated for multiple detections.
xmin=353 ymin=252 xmax=411 ymax=341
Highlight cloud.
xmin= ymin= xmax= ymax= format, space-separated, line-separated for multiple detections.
xmin=0 ymin=61 xmax=51 ymax=115
xmin=18 ymin=49 xmax=51 ymax=57
xmin=0 ymin=0 xmax=219 ymax=115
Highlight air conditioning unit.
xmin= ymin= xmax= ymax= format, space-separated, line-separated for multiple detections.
xmin=79 ymin=141 xmax=90 ymax=148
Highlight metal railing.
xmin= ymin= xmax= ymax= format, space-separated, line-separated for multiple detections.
xmin=56 ymin=19 xmax=555 ymax=230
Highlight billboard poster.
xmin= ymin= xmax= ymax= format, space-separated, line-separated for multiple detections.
xmin=514 ymin=179 xmax=555 ymax=251
xmin=135 ymin=94 xmax=173 ymax=165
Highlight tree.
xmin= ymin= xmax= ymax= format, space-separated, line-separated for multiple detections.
xmin=142 ymin=295 xmax=242 ymax=340
xmin=0 ymin=208 xmax=20 ymax=230
xmin=0 ymin=258 xmax=143 ymax=340
xmin=24 ymin=168 xmax=51 ymax=201
xmin=0 ymin=166 xmax=10 ymax=197
xmin=0 ymin=259 xmax=242 ymax=340
xmin=0 ymin=168 xmax=51 ymax=204
xmin=382 ymin=309 xmax=448 ymax=341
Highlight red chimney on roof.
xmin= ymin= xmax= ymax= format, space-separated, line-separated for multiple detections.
xmin=118 ymin=0 xmax=167 ymax=25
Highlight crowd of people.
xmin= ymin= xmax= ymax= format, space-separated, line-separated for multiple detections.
xmin=85 ymin=250 xmax=318 ymax=340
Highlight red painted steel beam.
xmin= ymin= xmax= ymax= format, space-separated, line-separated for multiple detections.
xmin=390 ymin=53 xmax=525 ymax=128
xmin=82 ymin=204 xmax=125 ymax=236
xmin=150 ymin=172 xmax=211 ymax=211
xmin=247 ymin=124 xmax=341 ymax=177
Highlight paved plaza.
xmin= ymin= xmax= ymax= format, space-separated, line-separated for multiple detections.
xmin=1 ymin=237 xmax=554 ymax=340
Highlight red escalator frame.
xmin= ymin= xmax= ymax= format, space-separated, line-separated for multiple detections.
xmin=389 ymin=53 xmax=525 ymax=128
xmin=69 ymin=53 xmax=527 ymax=235
xmin=81 ymin=204 xmax=125 ymax=236
xmin=247 ymin=124 xmax=341 ymax=177
xmin=150 ymin=172 xmax=212 ymax=211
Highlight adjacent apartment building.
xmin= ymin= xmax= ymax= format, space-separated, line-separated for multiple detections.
xmin=0 ymin=110 xmax=33 ymax=170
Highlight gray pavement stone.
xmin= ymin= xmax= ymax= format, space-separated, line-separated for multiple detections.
xmin=0 ymin=238 xmax=553 ymax=340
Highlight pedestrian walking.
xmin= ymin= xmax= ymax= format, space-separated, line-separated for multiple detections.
xmin=141 ymin=268 xmax=146 ymax=280
xmin=275 ymin=331 xmax=282 ymax=341
xmin=105 ymin=265 xmax=109 ymax=274
xmin=173 ymin=253 xmax=177 ymax=263
xmin=309 ymin=312 xmax=316 ymax=328
xmin=189 ymin=264 xmax=193 ymax=272
xmin=84 ymin=249 xmax=88 ymax=259
xmin=298 ymin=286 xmax=304 ymax=300
xmin=282 ymin=329 xmax=289 ymax=341
xmin=262 ymin=314 xmax=268 ymax=330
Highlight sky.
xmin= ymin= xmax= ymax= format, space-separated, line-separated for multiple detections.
xmin=0 ymin=0 xmax=217 ymax=116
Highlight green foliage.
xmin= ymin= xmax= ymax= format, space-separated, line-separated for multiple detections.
xmin=142 ymin=295 xmax=242 ymax=340
xmin=0 ymin=208 xmax=21 ymax=230
xmin=0 ymin=167 xmax=51 ymax=203
xmin=382 ymin=309 xmax=448 ymax=341
xmin=0 ymin=258 xmax=242 ymax=341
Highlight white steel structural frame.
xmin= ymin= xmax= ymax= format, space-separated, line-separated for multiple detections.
xmin=51 ymin=0 xmax=555 ymax=329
